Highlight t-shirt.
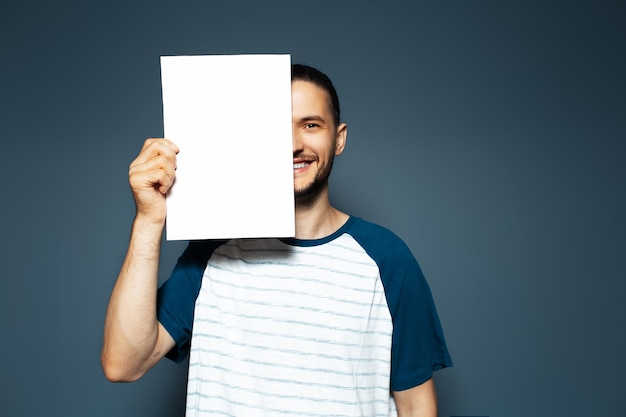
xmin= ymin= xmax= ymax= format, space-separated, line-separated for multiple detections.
xmin=158 ymin=216 xmax=452 ymax=416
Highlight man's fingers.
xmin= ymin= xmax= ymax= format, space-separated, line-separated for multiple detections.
xmin=129 ymin=157 xmax=177 ymax=195
xmin=132 ymin=138 xmax=179 ymax=168
xmin=130 ymin=138 xmax=178 ymax=191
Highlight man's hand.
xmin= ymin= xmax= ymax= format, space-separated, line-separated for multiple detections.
xmin=128 ymin=138 xmax=179 ymax=223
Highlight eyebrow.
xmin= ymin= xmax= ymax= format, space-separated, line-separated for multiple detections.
xmin=297 ymin=116 xmax=327 ymax=124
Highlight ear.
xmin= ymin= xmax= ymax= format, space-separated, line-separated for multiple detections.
xmin=335 ymin=123 xmax=348 ymax=156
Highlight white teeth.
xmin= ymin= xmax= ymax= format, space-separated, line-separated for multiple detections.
xmin=293 ymin=162 xmax=308 ymax=169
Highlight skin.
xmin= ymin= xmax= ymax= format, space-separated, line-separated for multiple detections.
xmin=101 ymin=80 xmax=437 ymax=415
xmin=394 ymin=379 xmax=438 ymax=417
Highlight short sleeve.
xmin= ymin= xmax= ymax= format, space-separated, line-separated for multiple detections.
xmin=157 ymin=240 xmax=224 ymax=362
xmin=383 ymin=250 xmax=452 ymax=390
xmin=347 ymin=218 xmax=452 ymax=391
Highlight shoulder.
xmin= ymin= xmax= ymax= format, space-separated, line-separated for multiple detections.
xmin=344 ymin=217 xmax=427 ymax=298
xmin=344 ymin=216 xmax=414 ymax=262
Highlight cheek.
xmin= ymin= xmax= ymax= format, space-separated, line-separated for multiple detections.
xmin=304 ymin=132 xmax=337 ymax=158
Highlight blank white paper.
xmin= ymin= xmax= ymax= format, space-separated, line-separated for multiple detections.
xmin=161 ymin=54 xmax=294 ymax=240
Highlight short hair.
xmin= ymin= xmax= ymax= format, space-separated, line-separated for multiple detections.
xmin=291 ymin=64 xmax=341 ymax=127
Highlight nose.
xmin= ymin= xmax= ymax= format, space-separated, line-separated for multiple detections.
xmin=292 ymin=126 xmax=303 ymax=154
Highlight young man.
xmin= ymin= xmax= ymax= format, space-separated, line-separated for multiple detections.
xmin=102 ymin=64 xmax=452 ymax=416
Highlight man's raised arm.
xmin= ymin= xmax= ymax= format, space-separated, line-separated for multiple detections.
xmin=101 ymin=138 xmax=179 ymax=382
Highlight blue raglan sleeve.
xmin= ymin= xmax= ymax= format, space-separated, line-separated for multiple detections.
xmin=157 ymin=240 xmax=223 ymax=363
xmin=383 ymin=245 xmax=452 ymax=391
xmin=350 ymin=218 xmax=452 ymax=391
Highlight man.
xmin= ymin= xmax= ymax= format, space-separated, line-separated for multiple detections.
xmin=102 ymin=64 xmax=452 ymax=416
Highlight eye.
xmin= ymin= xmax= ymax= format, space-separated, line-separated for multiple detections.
xmin=305 ymin=123 xmax=319 ymax=129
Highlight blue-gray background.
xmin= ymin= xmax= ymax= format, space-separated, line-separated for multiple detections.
xmin=1 ymin=1 xmax=624 ymax=416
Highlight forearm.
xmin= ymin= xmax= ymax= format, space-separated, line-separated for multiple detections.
xmin=101 ymin=216 xmax=165 ymax=381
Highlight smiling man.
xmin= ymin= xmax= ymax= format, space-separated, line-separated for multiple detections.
xmin=102 ymin=64 xmax=452 ymax=417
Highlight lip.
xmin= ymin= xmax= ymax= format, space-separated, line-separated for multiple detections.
xmin=293 ymin=159 xmax=313 ymax=175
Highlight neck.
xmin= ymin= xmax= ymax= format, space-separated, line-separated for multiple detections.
xmin=294 ymin=188 xmax=348 ymax=239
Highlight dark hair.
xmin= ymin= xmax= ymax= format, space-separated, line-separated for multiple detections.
xmin=291 ymin=64 xmax=341 ymax=127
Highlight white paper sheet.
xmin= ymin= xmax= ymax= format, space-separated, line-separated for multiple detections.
xmin=161 ymin=54 xmax=295 ymax=240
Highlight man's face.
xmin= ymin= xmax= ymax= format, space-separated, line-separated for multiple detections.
xmin=291 ymin=80 xmax=347 ymax=201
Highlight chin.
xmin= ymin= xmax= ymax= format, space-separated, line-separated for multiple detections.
xmin=294 ymin=179 xmax=328 ymax=202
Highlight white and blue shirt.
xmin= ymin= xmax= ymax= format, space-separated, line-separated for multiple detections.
xmin=158 ymin=216 xmax=451 ymax=416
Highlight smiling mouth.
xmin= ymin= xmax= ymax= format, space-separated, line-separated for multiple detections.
xmin=293 ymin=162 xmax=310 ymax=169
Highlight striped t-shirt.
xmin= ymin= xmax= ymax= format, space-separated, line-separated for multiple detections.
xmin=157 ymin=216 xmax=451 ymax=416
